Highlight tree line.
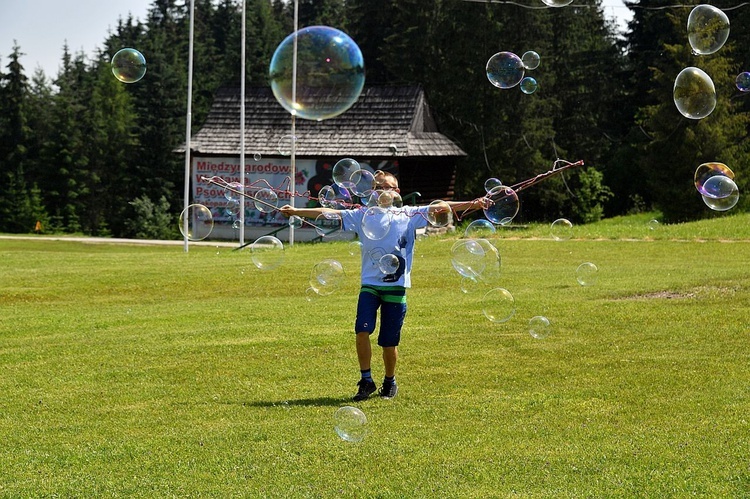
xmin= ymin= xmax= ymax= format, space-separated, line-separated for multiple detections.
xmin=0 ymin=0 xmax=748 ymax=237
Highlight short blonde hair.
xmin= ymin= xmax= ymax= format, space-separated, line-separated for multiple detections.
xmin=374 ymin=170 xmax=399 ymax=188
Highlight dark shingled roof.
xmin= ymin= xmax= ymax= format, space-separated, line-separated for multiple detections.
xmin=183 ymin=85 xmax=466 ymax=158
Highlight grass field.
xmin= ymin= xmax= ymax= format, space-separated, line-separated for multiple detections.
xmin=1 ymin=212 xmax=749 ymax=497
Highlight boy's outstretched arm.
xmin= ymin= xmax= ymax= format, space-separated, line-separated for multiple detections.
xmin=278 ymin=204 xmax=341 ymax=219
xmin=445 ymin=197 xmax=492 ymax=213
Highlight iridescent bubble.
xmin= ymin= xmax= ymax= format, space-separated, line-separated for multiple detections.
xmin=541 ymin=0 xmax=574 ymax=6
xmin=314 ymin=212 xmax=343 ymax=238
xmin=486 ymin=52 xmax=525 ymax=89
xmin=482 ymin=288 xmax=516 ymax=323
xmin=465 ymin=219 xmax=496 ymax=238
xmin=318 ymin=185 xmax=352 ymax=209
xmin=250 ymin=236 xmax=284 ymax=271
xmin=350 ymin=169 xmax=375 ymax=197
xmin=520 ymin=77 xmax=538 ymax=95
xmin=687 ymin=5 xmax=730 ymax=55
xmin=736 ymin=72 xmax=750 ymax=92
xmin=332 ymin=158 xmax=360 ymax=191
xmin=521 ymin=51 xmax=540 ymax=70
xmin=427 ymin=200 xmax=453 ymax=227
xmin=378 ymin=254 xmax=400 ymax=274
xmin=576 ymin=262 xmax=599 ymax=286
xmin=701 ymin=175 xmax=740 ymax=211
xmin=111 ymin=48 xmax=146 ymax=83
xmin=529 ymin=316 xmax=551 ymax=339
xmin=484 ymin=178 xmax=502 ymax=193
xmin=451 ymin=239 xmax=487 ymax=279
xmin=694 ymin=162 xmax=735 ymax=196
xmin=361 ymin=206 xmax=391 ymax=241
xmin=377 ymin=190 xmax=402 ymax=209
xmin=178 ymin=204 xmax=213 ymax=241
xmin=484 ymin=186 xmax=519 ymax=226
xmin=334 ymin=406 xmax=368 ymax=443
xmin=277 ymin=134 xmax=298 ymax=156
xmin=673 ymin=67 xmax=716 ymax=119
xmin=254 ymin=188 xmax=279 ymax=213
xmin=310 ymin=259 xmax=345 ymax=296
xmin=550 ymin=218 xmax=573 ymax=241
xmin=269 ymin=26 xmax=365 ymax=121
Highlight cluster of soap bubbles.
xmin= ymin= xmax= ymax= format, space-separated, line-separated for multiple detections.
xmin=694 ymin=162 xmax=740 ymax=211
xmin=674 ymin=5 xmax=730 ymax=119
xmin=111 ymin=48 xmax=147 ymax=84
xmin=269 ymin=26 xmax=365 ymax=121
xmin=486 ymin=51 xmax=541 ymax=95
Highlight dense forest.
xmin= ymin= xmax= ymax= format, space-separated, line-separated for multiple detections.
xmin=0 ymin=0 xmax=748 ymax=238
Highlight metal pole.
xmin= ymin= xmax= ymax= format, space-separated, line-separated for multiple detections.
xmin=239 ymin=0 xmax=246 ymax=247
xmin=289 ymin=0 xmax=299 ymax=246
xmin=182 ymin=0 xmax=196 ymax=253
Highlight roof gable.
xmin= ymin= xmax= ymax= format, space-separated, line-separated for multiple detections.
xmin=186 ymin=85 xmax=466 ymax=158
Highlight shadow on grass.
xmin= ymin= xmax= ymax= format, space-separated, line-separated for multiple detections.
xmin=232 ymin=396 xmax=350 ymax=408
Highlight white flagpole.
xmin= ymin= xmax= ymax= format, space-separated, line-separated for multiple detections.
xmin=239 ymin=0 xmax=246 ymax=247
xmin=289 ymin=0 xmax=299 ymax=246
xmin=182 ymin=0 xmax=196 ymax=253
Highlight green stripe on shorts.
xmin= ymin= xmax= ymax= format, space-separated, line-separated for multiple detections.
xmin=360 ymin=285 xmax=407 ymax=304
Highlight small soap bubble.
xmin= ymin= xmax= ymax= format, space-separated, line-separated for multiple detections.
xmin=529 ymin=316 xmax=551 ymax=339
xmin=334 ymin=406 xmax=368 ymax=443
xmin=289 ymin=215 xmax=304 ymax=229
xmin=673 ymin=67 xmax=716 ymax=119
xmin=486 ymin=52 xmax=525 ymax=89
xmin=736 ymin=72 xmax=750 ymax=92
xmin=550 ymin=218 xmax=573 ymax=241
xmin=225 ymin=198 xmax=241 ymax=217
xmin=576 ymin=262 xmax=599 ymax=286
xmin=465 ymin=219 xmax=496 ymax=239
xmin=521 ymin=51 xmax=540 ymax=70
xmin=305 ymin=287 xmax=318 ymax=302
xmin=427 ymin=200 xmax=453 ymax=227
xmin=378 ymin=254 xmax=400 ymax=274
xmin=178 ymin=204 xmax=213 ymax=241
xmin=687 ymin=5 xmax=730 ymax=55
xmin=541 ymin=0 xmax=574 ymax=6
xmin=111 ymin=48 xmax=146 ymax=83
xmin=701 ymin=175 xmax=740 ymax=211
xmin=482 ymin=288 xmax=516 ymax=323
xmin=269 ymin=26 xmax=365 ymax=121
xmin=332 ymin=158 xmax=360 ymax=191
xmin=484 ymin=178 xmax=502 ymax=193
xmin=460 ymin=276 xmax=480 ymax=294
xmin=250 ymin=236 xmax=284 ymax=271
xmin=348 ymin=240 xmax=362 ymax=255
xmin=277 ymin=134 xmax=298 ymax=156
xmin=224 ymin=181 xmax=243 ymax=201
xmin=310 ymin=259 xmax=345 ymax=296
xmin=520 ymin=76 xmax=538 ymax=95
xmin=253 ymin=152 xmax=262 ymax=161
xmin=484 ymin=186 xmax=519 ymax=226
xmin=648 ymin=219 xmax=660 ymax=231
xmin=361 ymin=206 xmax=391 ymax=241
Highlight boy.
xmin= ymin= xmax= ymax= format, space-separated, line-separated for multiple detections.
xmin=280 ymin=171 xmax=486 ymax=400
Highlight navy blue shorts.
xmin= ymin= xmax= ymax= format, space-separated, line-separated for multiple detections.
xmin=355 ymin=286 xmax=407 ymax=347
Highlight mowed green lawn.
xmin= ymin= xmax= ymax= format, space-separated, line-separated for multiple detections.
xmin=1 ymin=213 xmax=749 ymax=497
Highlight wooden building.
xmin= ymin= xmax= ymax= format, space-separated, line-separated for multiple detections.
xmin=183 ymin=85 xmax=466 ymax=240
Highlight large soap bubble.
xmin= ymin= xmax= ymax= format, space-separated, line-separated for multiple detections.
xmin=361 ymin=206 xmax=391 ymax=241
xmin=111 ymin=48 xmax=146 ymax=83
xmin=310 ymin=259 xmax=345 ymax=296
xmin=269 ymin=26 xmax=365 ymax=121
xmin=484 ymin=186 xmax=519 ymax=225
xmin=694 ymin=162 xmax=734 ymax=196
xmin=250 ymin=236 xmax=284 ymax=270
xmin=254 ymin=188 xmax=279 ymax=213
xmin=334 ymin=406 xmax=368 ymax=443
xmin=673 ymin=67 xmax=716 ymax=119
xmin=427 ymin=200 xmax=453 ymax=227
xmin=482 ymin=288 xmax=516 ymax=323
xmin=687 ymin=5 xmax=730 ymax=55
xmin=701 ymin=175 xmax=740 ymax=211
xmin=451 ymin=239 xmax=487 ymax=279
xmin=332 ymin=158 xmax=360 ymax=191
xmin=178 ymin=204 xmax=213 ymax=241
xmin=486 ymin=52 xmax=525 ymax=89
xmin=350 ymin=169 xmax=375 ymax=197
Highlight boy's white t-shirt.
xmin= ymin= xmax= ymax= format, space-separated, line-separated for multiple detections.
xmin=340 ymin=206 xmax=430 ymax=289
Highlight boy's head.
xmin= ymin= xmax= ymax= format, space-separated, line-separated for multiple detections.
xmin=374 ymin=170 xmax=399 ymax=192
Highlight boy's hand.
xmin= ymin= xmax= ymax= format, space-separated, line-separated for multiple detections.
xmin=279 ymin=204 xmax=296 ymax=218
